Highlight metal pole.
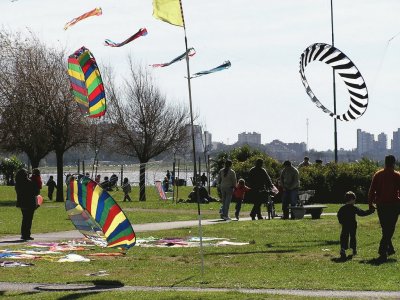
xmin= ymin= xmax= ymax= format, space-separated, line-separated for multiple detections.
xmin=331 ymin=0 xmax=338 ymax=163
xmin=180 ymin=0 xmax=204 ymax=276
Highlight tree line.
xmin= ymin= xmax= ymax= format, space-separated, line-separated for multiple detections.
xmin=0 ymin=30 xmax=191 ymax=201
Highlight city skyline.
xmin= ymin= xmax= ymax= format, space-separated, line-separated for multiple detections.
xmin=1 ymin=1 xmax=400 ymax=151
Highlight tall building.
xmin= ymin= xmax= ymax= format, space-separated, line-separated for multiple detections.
xmin=204 ymin=131 xmax=212 ymax=151
xmin=357 ymin=129 xmax=374 ymax=155
xmin=185 ymin=124 xmax=205 ymax=154
xmin=392 ymin=129 xmax=400 ymax=154
xmin=377 ymin=132 xmax=387 ymax=152
xmin=237 ymin=132 xmax=261 ymax=145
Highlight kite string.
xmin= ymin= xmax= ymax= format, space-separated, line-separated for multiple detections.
xmin=369 ymin=32 xmax=400 ymax=102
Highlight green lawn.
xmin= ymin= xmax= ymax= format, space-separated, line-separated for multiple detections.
xmin=1 ymin=185 xmax=395 ymax=299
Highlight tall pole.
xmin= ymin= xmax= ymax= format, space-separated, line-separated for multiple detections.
xmin=180 ymin=0 xmax=204 ymax=276
xmin=331 ymin=0 xmax=338 ymax=163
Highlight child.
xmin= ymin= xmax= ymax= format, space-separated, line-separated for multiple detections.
xmin=30 ymin=168 xmax=43 ymax=191
xmin=122 ymin=177 xmax=132 ymax=202
xmin=233 ymin=179 xmax=251 ymax=220
xmin=46 ymin=176 xmax=57 ymax=201
xmin=337 ymin=191 xmax=374 ymax=259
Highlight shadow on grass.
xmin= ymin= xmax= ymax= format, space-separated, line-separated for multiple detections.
xmin=359 ymin=257 xmax=397 ymax=266
xmin=57 ymin=292 xmax=101 ymax=300
xmin=205 ymin=249 xmax=298 ymax=256
xmin=35 ymin=280 xmax=124 ymax=292
xmin=170 ymin=275 xmax=195 ymax=287
xmin=0 ymin=201 xmax=17 ymax=207
xmin=0 ymin=238 xmax=25 ymax=245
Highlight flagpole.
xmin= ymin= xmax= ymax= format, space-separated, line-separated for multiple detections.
xmin=180 ymin=0 xmax=205 ymax=276
xmin=331 ymin=0 xmax=338 ymax=163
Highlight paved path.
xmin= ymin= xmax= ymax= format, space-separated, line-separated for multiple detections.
xmin=0 ymin=214 xmax=338 ymax=247
xmin=0 ymin=282 xmax=399 ymax=298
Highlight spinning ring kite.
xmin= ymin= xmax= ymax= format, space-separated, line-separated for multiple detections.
xmin=299 ymin=43 xmax=368 ymax=121
xmin=66 ymin=175 xmax=136 ymax=249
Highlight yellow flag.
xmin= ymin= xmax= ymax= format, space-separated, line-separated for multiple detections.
xmin=153 ymin=0 xmax=184 ymax=27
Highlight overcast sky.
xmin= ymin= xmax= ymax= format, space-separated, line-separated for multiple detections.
xmin=1 ymin=0 xmax=400 ymax=151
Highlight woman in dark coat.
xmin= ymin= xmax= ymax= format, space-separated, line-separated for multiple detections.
xmin=15 ymin=169 xmax=39 ymax=241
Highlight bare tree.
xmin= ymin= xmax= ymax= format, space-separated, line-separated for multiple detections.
xmin=0 ymin=30 xmax=89 ymax=200
xmin=105 ymin=61 xmax=191 ymax=201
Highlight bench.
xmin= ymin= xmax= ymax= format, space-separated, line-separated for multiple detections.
xmin=289 ymin=204 xmax=327 ymax=219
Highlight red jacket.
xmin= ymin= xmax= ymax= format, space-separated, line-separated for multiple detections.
xmin=368 ymin=168 xmax=400 ymax=206
xmin=233 ymin=184 xmax=251 ymax=200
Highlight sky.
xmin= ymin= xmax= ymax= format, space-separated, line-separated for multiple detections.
xmin=1 ymin=0 xmax=400 ymax=151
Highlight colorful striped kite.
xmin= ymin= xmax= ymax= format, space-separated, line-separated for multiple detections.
xmin=191 ymin=60 xmax=231 ymax=78
xmin=64 ymin=7 xmax=102 ymax=30
xmin=66 ymin=175 xmax=136 ymax=250
xmin=105 ymin=28 xmax=148 ymax=47
xmin=67 ymin=47 xmax=106 ymax=118
xmin=151 ymin=48 xmax=195 ymax=67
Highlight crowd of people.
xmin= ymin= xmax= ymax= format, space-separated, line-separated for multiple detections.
xmin=12 ymin=154 xmax=400 ymax=262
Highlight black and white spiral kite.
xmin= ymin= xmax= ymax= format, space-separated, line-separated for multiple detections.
xmin=299 ymin=43 xmax=368 ymax=121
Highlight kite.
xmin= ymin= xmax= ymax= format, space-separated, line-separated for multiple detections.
xmin=104 ymin=28 xmax=148 ymax=47
xmin=65 ymin=175 xmax=136 ymax=250
xmin=64 ymin=8 xmax=102 ymax=30
xmin=67 ymin=47 xmax=106 ymax=118
xmin=151 ymin=48 xmax=196 ymax=67
xmin=191 ymin=60 xmax=231 ymax=78
xmin=299 ymin=43 xmax=368 ymax=121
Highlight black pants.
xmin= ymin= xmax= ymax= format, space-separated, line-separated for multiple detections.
xmin=21 ymin=208 xmax=35 ymax=239
xmin=340 ymin=224 xmax=357 ymax=251
xmin=250 ymin=199 xmax=263 ymax=219
xmin=377 ymin=204 xmax=400 ymax=256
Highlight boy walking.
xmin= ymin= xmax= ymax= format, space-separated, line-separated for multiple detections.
xmin=232 ymin=179 xmax=251 ymax=220
xmin=337 ymin=191 xmax=374 ymax=259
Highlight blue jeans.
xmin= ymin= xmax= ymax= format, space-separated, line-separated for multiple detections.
xmin=282 ymin=189 xmax=298 ymax=219
xmin=220 ymin=187 xmax=233 ymax=218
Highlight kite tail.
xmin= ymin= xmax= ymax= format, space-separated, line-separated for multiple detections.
xmin=64 ymin=7 xmax=102 ymax=30
xmin=104 ymin=28 xmax=148 ymax=48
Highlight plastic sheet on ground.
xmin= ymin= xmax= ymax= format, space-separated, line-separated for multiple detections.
xmin=0 ymin=261 xmax=34 ymax=267
xmin=58 ymin=254 xmax=90 ymax=263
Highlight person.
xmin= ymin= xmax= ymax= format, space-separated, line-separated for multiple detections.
xmin=298 ymin=156 xmax=311 ymax=168
xmin=46 ymin=176 xmax=57 ymax=201
xmin=280 ymin=160 xmax=300 ymax=219
xmin=30 ymin=168 xmax=42 ymax=191
xmin=65 ymin=173 xmax=72 ymax=185
xmin=368 ymin=154 xmax=400 ymax=262
xmin=95 ymin=174 xmax=101 ymax=183
xmin=15 ymin=168 xmax=39 ymax=241
xmin=109 ymin=174 xmax=118 ymax=190
xmin=217 ymin=160 xmax=237 ymax=220
xmin=337 ymin=191 xmax=374 ymax=260
xmin=162 ymin=176 xmax=169 ymax=192
xmin=201 ymin=173 xmax=208 ymax=187
xmin=187 ymin=185 xmax=217 ymax=203
xmin=122 ymin=177 xmax=132 ymax=202
xmin=166 ymin=170 xmax=171 ymax=182
xmin=233 ymin=178 xmax=251 ymax=220
xmin=101 ymin=176 xmax=110 ymax=190
xmin=247 ymin=159 xmax=273 ymax=220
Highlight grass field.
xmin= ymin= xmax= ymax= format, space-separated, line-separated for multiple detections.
xmin=0 ymin=185 xmax=398 ymax=299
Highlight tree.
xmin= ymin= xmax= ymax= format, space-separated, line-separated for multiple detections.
xmin=105 ymin=61 xmax=191 ymax=201
xmin=0 ymin=30 xmax=89 ymax=201
xmin=0 ymin=156 xmax=24 ymax=185
xmin=0 ymin=30 xmax=53 ymax=167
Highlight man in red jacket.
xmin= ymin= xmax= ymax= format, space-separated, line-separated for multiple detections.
xmin=368 ymin=155 xmax=400 ymax=262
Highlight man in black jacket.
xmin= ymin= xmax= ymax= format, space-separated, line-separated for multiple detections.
xmin=247 ymin=159 xmax=273 ymax=220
